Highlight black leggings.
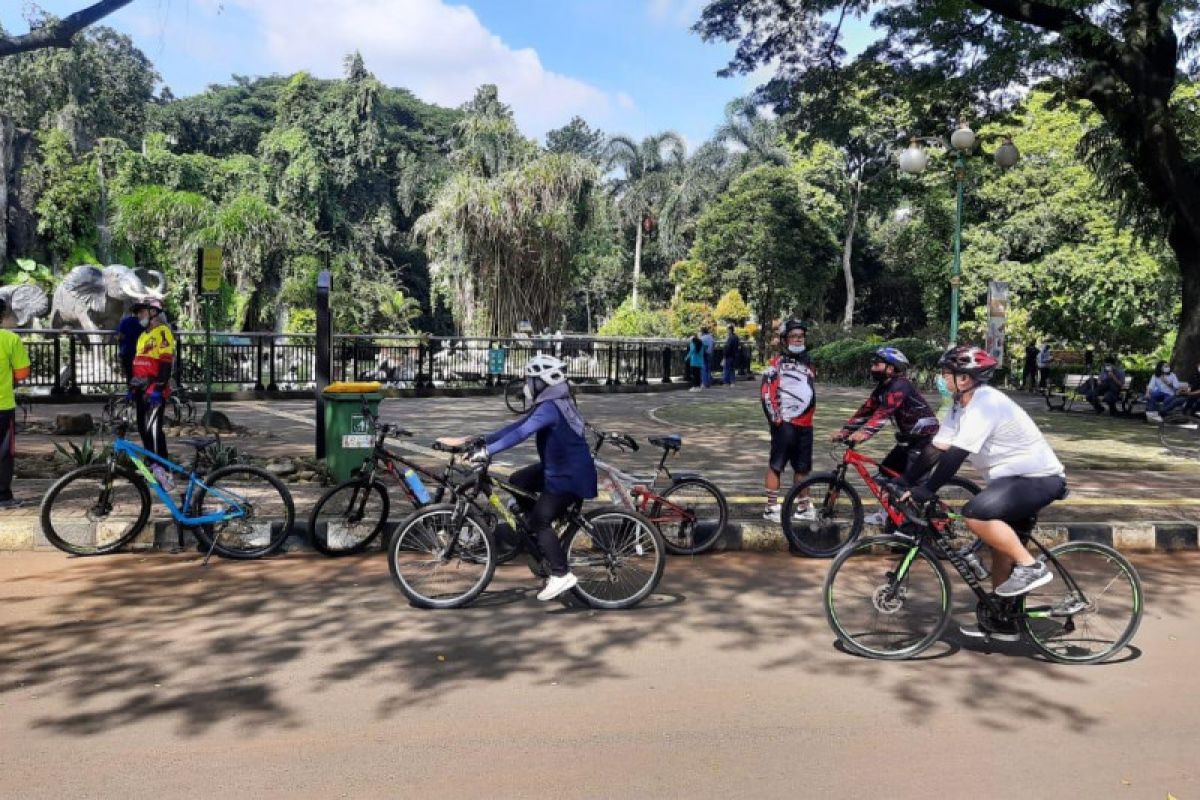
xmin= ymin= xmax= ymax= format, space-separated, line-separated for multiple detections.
xmin=136 ymin=393 xmax=168 ymax=460
xmin=880 ymin=437 xmax=933 ymax=478
xmin=963 ymin=475 xmax=1067 ymax=540
xmin=508 ymin=462 xmax=576 ymax=577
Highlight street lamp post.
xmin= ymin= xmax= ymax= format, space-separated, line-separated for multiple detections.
xmin=898 ymin=122 xmax=1020 ymax=345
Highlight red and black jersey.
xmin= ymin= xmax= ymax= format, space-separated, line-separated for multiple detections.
xmin=839 ymin=376 xmax=938 ymax=440
xmin=761 ymin=353 xmax=816 ymax=427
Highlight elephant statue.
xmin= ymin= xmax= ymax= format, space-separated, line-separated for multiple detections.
xmin=50 ymin=264 xmax=165 ymax=337
xmin=0 ymin=283 xmax=49 ymax=327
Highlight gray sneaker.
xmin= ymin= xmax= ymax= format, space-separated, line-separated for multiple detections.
xmin=995 ymin=561 xmax=1053 ymax=597
xmin=959 ymin=622 xmax=1021 ymax=643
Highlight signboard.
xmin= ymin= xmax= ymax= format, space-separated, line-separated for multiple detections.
xmin=350 ymin=414 xmax=371 ymax=435
xmin=196 ymin=247 xmax=224 ymax=295
xmin=985 ymin=280 xmax=1009 ymax=367
xmin=341 ymin=435 xmax=374 ymax=449
xmin=487 ymin=347 xmax=507 ymax=376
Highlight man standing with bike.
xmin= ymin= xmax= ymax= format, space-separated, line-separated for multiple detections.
xmin=0 ymin=297 xmax=31 ymax=508
xmin=831 ymin=347 xmax=940 ymax=526
xmin=761 ymin=319 xmax=817 ymax=523
xmin=899 ymin=346 xmax=1067 ymax=640
xmin=438 ymin=355 xmax=594 ymax=602
xmin=130 ymin=298 xmax=175 ymax=490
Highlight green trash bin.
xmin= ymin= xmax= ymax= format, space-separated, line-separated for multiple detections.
xmin=323 ymin=382 xmax=383 ymax=482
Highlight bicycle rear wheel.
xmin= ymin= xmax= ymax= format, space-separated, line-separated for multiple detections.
xmin=387 ymin=504 xmax=496 ymax=609
xmin=308 ymin=479 xmax=390 ymax=556
xmin=781 ymin=475 xmax=862 ymax=557
xmin=186 ymin=466 xmax=295 ymax=559
xmin=504 ymin=378 xmax=527 ymax=414
xmin=824 ymin=535 xmax=952 ymax=659
xmin=650 ymin=477 xmax=729 ymax=555
xmin=1020 ymin=542 xmax=1142 ymax=664
xmin=40 ymin=465 xmax=151 ymax=555
xmin=562 ymin=508 xmax=665 ymax=609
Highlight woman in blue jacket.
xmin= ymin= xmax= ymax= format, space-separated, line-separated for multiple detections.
xmin=438 ymin=355 xmax=596 ymax=601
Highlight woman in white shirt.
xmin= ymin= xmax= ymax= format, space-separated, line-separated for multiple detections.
xmin=1145 ymin=360 xmax=1186 ymax=421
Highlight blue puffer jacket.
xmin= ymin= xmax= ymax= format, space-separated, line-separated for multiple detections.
xmin=484 ymin=402 xmax=598 ymax=499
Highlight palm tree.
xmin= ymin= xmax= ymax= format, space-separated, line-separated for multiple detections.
xmin=713 ymin=97 xmax=790 ymax=171
xmin=603 ymin=131 xmax=686 ymax=309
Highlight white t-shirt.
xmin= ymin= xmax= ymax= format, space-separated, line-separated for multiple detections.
xmin=934 ymin=385 xmax=1064 ymax=481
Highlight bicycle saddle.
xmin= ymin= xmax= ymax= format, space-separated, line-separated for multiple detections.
xmin=178 ymin=437 xmax=218 ymax=450
xmin=649 ymin=434 xmax=682 ymax=451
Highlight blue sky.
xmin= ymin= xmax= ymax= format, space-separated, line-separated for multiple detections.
xmin=3 ymin=1 xmax=875 ymax=147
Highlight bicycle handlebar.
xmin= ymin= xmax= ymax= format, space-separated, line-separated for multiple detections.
xmin=588 ymin=426 xmax=639 ymax=453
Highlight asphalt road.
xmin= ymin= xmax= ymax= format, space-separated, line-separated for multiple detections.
xmin=1 ymin=550 xmax=1196 ymax=799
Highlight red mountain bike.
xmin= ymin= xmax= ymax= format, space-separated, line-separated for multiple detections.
xmin=781 ymin=442 xmax=981 ymax=558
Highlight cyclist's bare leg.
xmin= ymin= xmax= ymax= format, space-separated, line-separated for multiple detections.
xmin=966 ymin=518 xmax=1036 ymax=585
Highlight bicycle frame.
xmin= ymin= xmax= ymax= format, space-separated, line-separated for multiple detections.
xmin=108 ymin=437 xmax=244 ymax=527
xmin=592 ymin=439 xmax=696 ymax=526
xmin=830 ymin=444 xmax=952 ymax=534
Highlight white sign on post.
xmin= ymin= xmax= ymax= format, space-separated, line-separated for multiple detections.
xmin=985 ymin=281 xmax=1010 ymax=367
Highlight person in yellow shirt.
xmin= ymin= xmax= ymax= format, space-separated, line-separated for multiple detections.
xmin=0 ymin=296 xmax=32 ymax=508
xmin=130 ymin=298 xmax=175 ymax=489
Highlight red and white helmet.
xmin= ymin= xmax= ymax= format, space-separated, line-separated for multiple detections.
xmin=938 ymin=345 xmax=998 ymax=381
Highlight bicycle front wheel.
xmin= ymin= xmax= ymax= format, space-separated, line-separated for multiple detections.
xmin=782 ymin=475 xmax=862 ymax=557
xmin=504 ymin=378 xmax=528 ymax=414
xmin=187 ymin=466 xmax=295 ymax=559
xmin=824 ymin=535 xmax=952 ymax=660
xmin=40 ymin=465 xmax=151 ymax=555
xmin=1020 ymin=542 xmax=1143 ymax=664
xmin=387 ymin=504 xmax=496 ymax=609
xmin=308 ymin=479 xmax=390 ymax=556
xmin=651 ymin=477 xmax=729 ymax=555
xmin=562 ymin=508 xmax=665 ymax=609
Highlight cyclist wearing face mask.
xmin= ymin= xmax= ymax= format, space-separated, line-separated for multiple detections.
xmin=129 ymin=298 xmax=175 ymax=490
xmin=899 ymin=346 xmax=1067 ymax=639
xmin=832 ymin=347 xmax=940 ymax=526
xmin=437 ymin=355 xmax=595 ymax=602
xmin=761 ymin=320 xmax=817 ymax=523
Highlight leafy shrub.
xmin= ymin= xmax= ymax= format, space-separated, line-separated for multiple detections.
xmin=53 ymin=436 xmax=110 ymax=466
xmin=597 ymin=298 xmax=675 ymax=337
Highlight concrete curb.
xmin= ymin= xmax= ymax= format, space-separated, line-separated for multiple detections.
xmin=2 ymin=516 xmax=1195 ymax=554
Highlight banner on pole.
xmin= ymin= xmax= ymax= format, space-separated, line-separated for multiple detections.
xmin=985 ymin=280 xmax=1009 ymax=367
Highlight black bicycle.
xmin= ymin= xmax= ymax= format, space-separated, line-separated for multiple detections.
xmin=99 ymin=383 xmax=196 ymax=431
xmin=307 ymin=400 xmax=453 ymax=555
xmin=387 ymin=440 xmax=666 ymax=610
xmin=822 ymin=492 xmax=1142 ymax=663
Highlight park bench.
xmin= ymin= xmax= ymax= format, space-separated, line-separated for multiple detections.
xmin=1046 ymin=373 xmax=1145 ymax=416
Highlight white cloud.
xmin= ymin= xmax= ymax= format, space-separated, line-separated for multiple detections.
xmin=615 ymin=91 xmax=637 ymax=111
xmin=226 ymin=0 xmax=624 ymax=137
xmin=646 ymin=0 xmax=705 ymax=27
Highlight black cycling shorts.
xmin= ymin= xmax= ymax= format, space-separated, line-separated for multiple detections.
xmin=769 ymin=423 xmax=813 ymax=475
xmin=962 ymin=475 xmax=1068 ymax=540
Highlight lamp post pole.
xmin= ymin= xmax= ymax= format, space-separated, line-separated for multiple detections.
xmin=950 ymin=151 xmax=967 ymax=346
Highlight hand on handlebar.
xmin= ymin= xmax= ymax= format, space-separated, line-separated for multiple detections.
xmin=905 ymin=485 xmax=936 ymax=506
xmin=436 ymin=436 xmax=470 ymax=449
xmin=465 ymin=443 xmax=491 ymax=465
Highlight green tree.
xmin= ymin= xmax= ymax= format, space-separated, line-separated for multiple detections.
xmin=715 ymin=289 xmax=751 ymax=324
xmin=693 ymin=0 xmax=1200 ymax=370
xmin=603 ymin=131 xmax=687 ymax=308
xmin=692 ymin=165 xmax=840 ymax=350
xmin=545 ymin=116 xmax=605 ymax=161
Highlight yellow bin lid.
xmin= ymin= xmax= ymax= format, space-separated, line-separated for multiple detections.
xmin=323 ymin=381 xmax=383 ymax=394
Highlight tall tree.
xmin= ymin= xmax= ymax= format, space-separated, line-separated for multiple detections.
xmin=545 ymin=116 xmax=606 ymax=161
xmin=695 ymin=0 xmax=1200 ymax=369
xmin=0 ymin=1 xmax=134 ymax=58
xmin=603 ymin=131 xmax=686 ymax=308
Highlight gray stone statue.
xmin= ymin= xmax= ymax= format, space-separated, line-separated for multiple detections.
xmin=0 ymin=283 xmax=49 ymax=327
xmin=50 ymin=264 xmax=165 ymax=335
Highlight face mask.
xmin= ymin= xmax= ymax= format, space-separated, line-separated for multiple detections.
xmin=787 ymin=344 xmax=806 ymax=355
xmin=139 ymin=316 xmax=149 ymax=328
xmin=870 ymin=366 xmax=887 ymax=383
xmin=1163 ymin=368 xmax=1172 ymax=375
xmin=935 ymin=375 xmax=953 ymax=399
xmin=523 ymin=378 xmax=535 ymax=403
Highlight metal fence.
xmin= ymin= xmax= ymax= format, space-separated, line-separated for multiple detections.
xmin=14 ymin=329 xmax=752 ymax=396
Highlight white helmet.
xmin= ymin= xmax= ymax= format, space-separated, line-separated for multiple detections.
xmin=525 ymin=354 xmax=568 ymax=387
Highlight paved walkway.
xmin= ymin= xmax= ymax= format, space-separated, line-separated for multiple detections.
xmin=1 ymin=550 xmax=1196 ymax=799
xmin=10 ymin=383 xmax=1199 ymax=528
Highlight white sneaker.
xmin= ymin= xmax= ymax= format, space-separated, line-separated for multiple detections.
xmin=793 ymin=505 xmax=817 ymax=522
xmin=762 ymin=504 xmax=782 ymax=523
xmin=537 ymin=572 xmax=579 ymax=601
xmin=1146 ymin=411 xmax=1163 ymax=423
xmin=151 ymin=464 xmax=174 ymax=492
xmin=864 ymin=510 xmax=887 ymax=526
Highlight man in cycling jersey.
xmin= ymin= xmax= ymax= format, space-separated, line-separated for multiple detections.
xmin=761 ymin=319 xmax=817 ymax=523
xmin=898 ymin=346 xmax=1067 ymax=641
xmin=831 ymin=347 xmax=940 ymax=526
xmin=438 ymin=355 xmax=594 ymax=602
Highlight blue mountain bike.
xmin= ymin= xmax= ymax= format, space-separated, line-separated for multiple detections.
xmin=40 ymin=422 xmax=295 ymax=560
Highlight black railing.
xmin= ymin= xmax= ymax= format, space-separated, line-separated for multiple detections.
xmin=13 ymin=329 xmax=752 ymax=396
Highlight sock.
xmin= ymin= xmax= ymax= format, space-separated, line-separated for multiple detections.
xmin=765 ymin=491 xmax=778 ymax=507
